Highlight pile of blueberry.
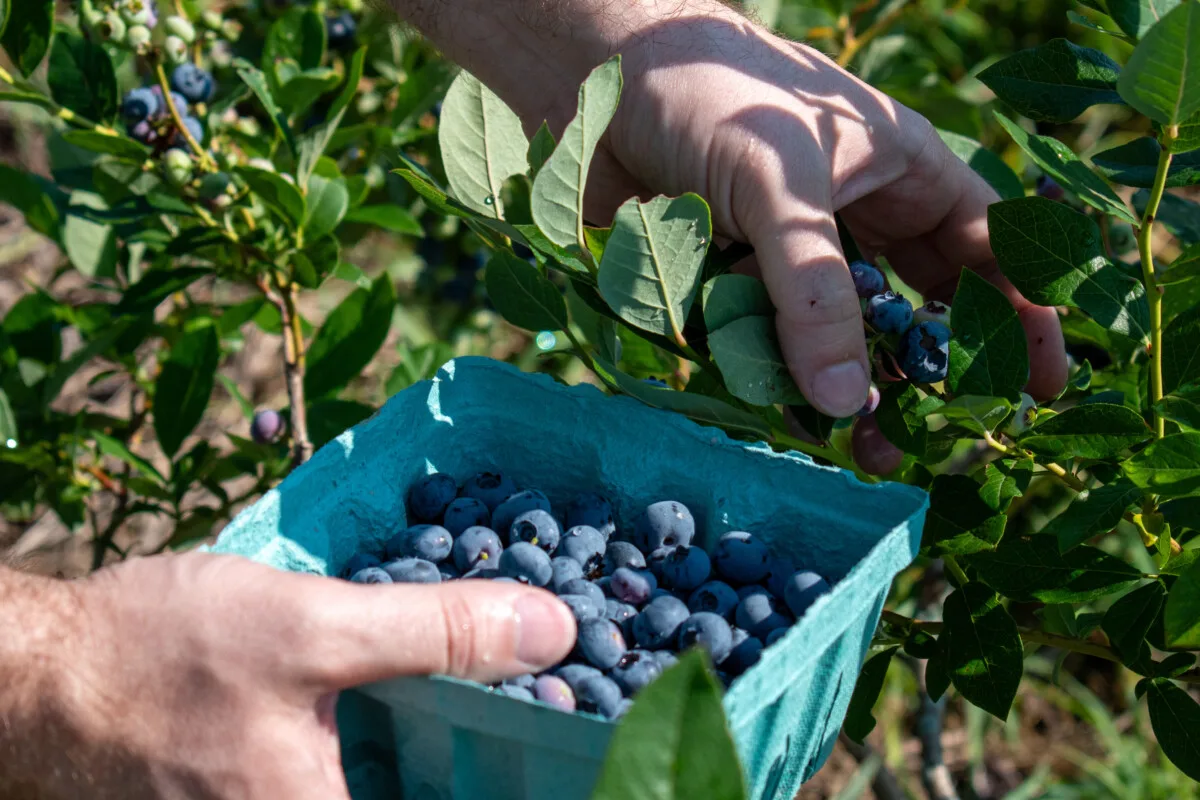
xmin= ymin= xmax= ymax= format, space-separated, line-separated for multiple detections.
xmin=341 ymin=472 xmax=833 ymax=720
xmin=851 ymin=261 xmax=952 ymax=385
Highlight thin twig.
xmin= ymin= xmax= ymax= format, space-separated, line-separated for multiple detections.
xmin=1136 ymin=127 xmax=1176 ymax=440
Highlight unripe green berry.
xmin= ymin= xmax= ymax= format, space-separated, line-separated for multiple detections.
xmin=220 ymin=19 xmax=243 ymax=42
xmin=81 ymin=0 xmax=106 ymax=28
xmin=126 ymin=24 xmax=152 ymax=50
xmin=247 ymin=158 xmax=276 ymax=172
xmin=162 ymin=148 xmax=194 ymax=187
xmin=164 ymin=15 xmax=196 ymax=44
xmin=202 ymin=10 xmax=223 ymax=29
xmin=98 ymin=12 xmax=127 ymax=44
xmin=210 ymin=194 xmax=233 ymax=210
xmin=233 ymin=117 xmax=261 ymax=137
xmin=198 ymin=172 xmax=233 ymax=201
xmin=119 ymin=0 xmax=154 ymax=27
xmin=164 ymin=35 xmax=189 ymax=65
xmin=342 ymin=0 xmax=365 ymax=11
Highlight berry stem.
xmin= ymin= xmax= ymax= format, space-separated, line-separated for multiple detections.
xmin=277 ymin=279 xmax=314 ymax=466
xmin=153 ymin=60 xmax=216 ymax=172
xmin=1137 ymin=128 xmax=1175 ymax=439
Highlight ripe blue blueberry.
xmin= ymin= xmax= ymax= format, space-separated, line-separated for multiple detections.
xmin=677 ymin=612 xmax=734 ymax=663
xmin=603 ymin=541 xmax=646 ymax=574
xmin=653 ymin=650 xmax=679 ymax=670
xmin=721 ymin=628 xmax=764 ymax=676
xmin=632 ymin=595 xmax=690 ymax=650
xmin=688 ymin=580 xmax=739 ymax=619
xmin=503 ymin=673 xmax=536 ymax=692
xmin=558 ymin=578 xmax=605 ymax=608
xmin=393 ymin=524 xmax=453 ymax=563
xmin=866 ymin=291 xmax=914 ymax=334
xmin=461 ymin=472 xmax=518 ymax=512
xmin=451 ymin=526 xmax=502 ymax=573
xmin=350 ymin=566 xmax=392 ymax=584
xmin=576 ymin=618 xmax=627 ymax=670
xmin=122 ymin=87 xmax=160 ymax=120
xmin=784 ymin=570 xmax=832 ymax=618
xmin=610 ymin=650 xmax=663 ymax=696
xmin=341 ymin=552 xmax=381 ymax=578
xmin=170 ymin=63 xmax=215 ymax=103
xmin=576 ymin=674 xmax=624 ymax=719
xmin=510 ymin=509 xmax=561 ymax=555
xmin=250 ymin=409 xmax=285 ymax=444
xmin=604 ymin=599 xmax=639 ymax=638
xmin=533 ymin=675 xmax=576 ymax=712
xmin=560 ymin=594 xmax=603 ymax=622
xmin=438 ymin=562 xmax=460 ymax=581
xmin=559 ymin=526 xmax=607 ymax=574
xmin=172 ymin=116 xmax=204 ymax=148
xmin=765 ymin=627 xmax=788 ymax=647
xmin=408 ymin=473 xmax=458 ymax=522
xmin=1037 ymin=174 xmax=1065 ymax=201
xmin=550 ymin=556 xmax=584 ymax=592
xmin=735 ymin=591 xmax=792 ymax=639
xmin=644 ymin=546 xmax=673 ymax=580
xmin=554 ymin=664 xmax=603 ymax=693
xmin=325 ymin=11 xmax=357 ymax=47
xmin=634 ymin=501 xmax=695 ymax=550
xmin=493 ymin=489 xmax=552 ymax=540
xmin=609 ymin=567 xmax=656 ymax=605
xmin=713 ymin=531 xmax=771 ymax=584
xmin=849 ymin=261 xmax=885 ymax=298
xmin=382 ymin=558 xmax=441 ymax=584
xmin=128 ymin=119 xmax=156 ymax=144
xmin=565 ymin=492 xmax=616 ymax=539
xmin=901 ymin=321 xmax=951 ymax=383
xmin=764 ymin=557 xmax=796 ymax=599
xmin=494 ymin=684 xmax=535 ymax=702
xmin=660 ymin=546 xmax=711 ymax=592
xmin=643 ymin=377 xmax=669 ymax=388
xmin=499 ymin=542 xmax=553 ymax=587
xmin=442 ymin=497 xmax=491 ymax=536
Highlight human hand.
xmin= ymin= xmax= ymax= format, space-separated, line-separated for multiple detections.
xmin=10 ymin=553 xmax=574 ymax=799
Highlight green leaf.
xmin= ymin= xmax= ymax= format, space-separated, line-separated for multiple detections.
xmin=592 ymin=356 xmax=771 ymax=439
xmin=925 ymin=640 xmax=951 ymax=702
xmin=989 ymin=197 xmax=1150 ymax=342
xmin=1107 ymin=0 xmax=1183 ymax=38
xmin=1 ymin=0 xmax=53 ymax=77
xmin=296 ymin=47 xmax=365 ymax=189
xmin=1067 ymin=9 xmax=1135 ymax=40
xmin=923 ymin=474 xmax=1007 ymax=556
xmin=1117 ymin=1 xmax=1200 ymax=126
xmin=236 ymin=166 xmax=306 ymax=229
xmin=264 ymin=8 xmax=326 ymax=72
xmin=235 ymin=59 xmax=296 ymax=155
xmin=117 ymin=267 xmax=212 ymax=315
xmin=484 ymin=251 xmax=569 ymax=332
xmin=1122 ymin=432 xmax=1200 ymax=496
xmin=276 ymin=68 xmax=341 ymax=114
xmin=1093 ymin=138 xmax=1200 ymax=188
xmin=876 ymin=383 xmax=942 ymax=460
xmin=948 ymin=269 xmax=1029 ymax=400
xmin=980 ymin=459 xmax=1033 ymax=511
xmin=0 ymin=164 xmax=61 ymax=239
xmin=1136 ymin=190 xmax=1200 ymax=244
xmin=47 ymin=27 xmax=117 ymax=123
xmin=343 ymin=204 xmax=422 ymax=235
xmin=531 ymin=56 xmax=622 ymax=251
xmin=306 ymin=399 xmax=375 ymax=450
xmin=1019 ymin=403 xmax=1152 ymax=459
xmin=528 ymin=121 xmax=555 ymax=179
xmin=1103 ymin=581 xmax=1165 ymax=665
xmin=1164 ymin=242 xmax=1200 ymax=284
xmin=438 ymin=70 xmax=530 ymax=219
xmin=0 ymin=388 xmax=15 ymax=445
xmin=843 ymin=646 xmax=898 ymax=743
xmin=61 ymin=131 xmax=150 ymax=162
xmin=1046 ymin=478 xmax=1143 ymax=552
xmin=941 ymin=583 xmax=1023 ymax=720
xmin=702 ymin=274 xmax=774 ymax=333
xmin=1164 ymin=306 xmax=1200 ymax=394
xmin=591 ymin=650 xmax=746 ymax=800
xmin=598 ymin=194 xmax=711 ymax=346
xmin=304 ymin=277 xmax=396 ymax=400
xmin=976 ymin=39 xmax=1123 ymax=123
xmin=92 ymin=431 xmax=165 ymax=485
xmin=707 ymin=316 xmax=804 ymax=406
xmin=937 ymin=130 xmax=1024 ymax=200
xmin=1164 ymin=558 xmax=1200 ymax=648
xmin=63 ymin=190 xmax=117 ymax=279
xmin=993 ymin=112 xmax=1138 ymax=225
xmin=1167 ymin=108 xmax=1200 ymax=153
xmin=1157 ymin=392 xmax=1200 ymax=431
xmin=968 ymin=536 xmax=1143 ymax=603
xmin=932 ymin=395 xmax=1013 ymax=437
xmin=154 ymin=325 xmax=221 ymax=459
xmin=303 ymin=174 xmax=348 ymax=240
xmin=1143 ymin=678 xmax=1200 ymax=781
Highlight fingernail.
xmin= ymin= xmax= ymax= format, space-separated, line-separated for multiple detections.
xmin=812 ymin=361 xmax=869 ymax=418
xmin=514 ymin=593 xmax=575 ymax=668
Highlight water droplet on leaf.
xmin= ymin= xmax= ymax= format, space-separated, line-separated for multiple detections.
xmin=536 ymin=331 xmax=557 ymax=351
xmin=483 ymin=195 xmax=495 ymax=206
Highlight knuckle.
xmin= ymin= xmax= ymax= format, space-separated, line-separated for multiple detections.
xmin=436 ymin=589 xmax=481 ymax=678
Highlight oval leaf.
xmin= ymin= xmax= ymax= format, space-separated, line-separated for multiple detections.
xmin=304 ymin=277 xmax=396 ymax=400
xmin=1144 ymin=678 xmax=1200 ymax=782
xmin=977 ymin=39 xmax=1123 ymax=123
xmin=968 ymin=536 xmax=1143 ymax=604
xmin=1093 ymin=137 xmax=1200 ymax=188
xmin=1164 ymin=559 xmax=1200 ymax=649
xmin=923 ymin=474 xmax=1007 ymax=556
xmin=1107 ymin=0 xmax=1183 ymax=39
xmin=1045 ymin=478 xmax=1143 ymax=552
xmin=47 ymin=27 xmax=118 ymax=123
xmin=938 ymin=130 xmax=1024 ymax=200
xmin=1 ymin=0 xmax=53 ymax=77
xmin=1102 ymin=581 xmax=1166 ymax=664
xmin=236 ymin=166 xmax=306 ymax=229
xmin=1020 ymin=402 xmax=1151 ymax=459
xmin=303 ymin=173 xmax=349 ymax=240
xmin=948 ymin=269 xmax=1029 ymax=400
xmin=702 ymin=274 xmax=774 ymax=333
xmin=154 ymin=325 xmax=221 ymax=459
xmin=1122 ymin=432 xmax=1200 ymax=496
xmin=1117 ymin=1 xmax=1200 ymax=126
xmin=843 ymin=646 xmax=899 ymax=743
xmin=707 ymin=315 xmax=804 ymax=406
xmin=942 ymin=583 xmax=1023 ymax=720
xmin=343 ymin=204 xmax=422 ymax=235
xmin=484 ymin=251 xmax=569 ymax=332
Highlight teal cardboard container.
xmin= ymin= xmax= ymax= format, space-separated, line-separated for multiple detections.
xmin=210 ymin=357 xmax=927 ymax=800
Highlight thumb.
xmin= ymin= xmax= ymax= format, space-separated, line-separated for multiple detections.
xmin=296 ymin=578 xmax=577 ymax=689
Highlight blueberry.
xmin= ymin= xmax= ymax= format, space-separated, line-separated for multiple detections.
xmin=560 ymin=594 xmax=603 ymax=622
xmin=645 ymin=546 xmax=674 ymax=580
xmin=865 ymin=291 xmax=914 ymax=334
xmin=603 ymin=541 xmax=646 ymax=574
xmin=391 ymin=524 xmax=453 ymax=563
xmin=438 ymin=562 xmax=460 ymax=581
xmin=858 ymin=384 xmax=882 ymax=417
xmin=494 ymin=684 xmax=535 ymax=702
xmin=452 ymin=526 xmax=502 ymax=572
xmin=765 ymin=627 xmax=788 ymax=647
xmin=172 ymin=116 xmax=204 ymax=148
xmin=565 ymin=493 xmax=616 ymax=539
xmin=849 ymin=261 xmax=885 ymax=298
xmin=660 ymin=546 xmax=712 ymax=592
xmin=558 ymin=578 xmax=605 ymax=608
xmin=462 ymin=472 xmax=518 ymax=512
xmin=170 ymin=63 xmax=215 ymax=103
xmin=713 ymin=531 xmax=771 ymax=584
xmin=764 ymin=557 xmax=796 ymax=599
xmin=408 ymin=473 xmax=458 ymax=522
xmin=1037 ymin=174 xmax=1065 ymax=201
xmin=609 ymin=567 xmax=656 ymax=605
xmin=735 ymin=591 xmax=792 ymax=639
xmin=325 ymin=11 xmax=357 ymax=47
xmin=634 ymin=501 xmax=695 ymax=550
xmin=443 ymin=497 xmax=491 ymax=536
xmin=632 ymin=595 xmax=690 ymax=650
xmin=652 ymin=650 xmax=678 ymax=670
xmin=677 ymin=612 xmax=734 ymax=663
xmin=550 ymin=557 xmax=585 ymax=592
xmin=128 ymin=119 xmax=157 ymax=144
xmin=122 ymin=87 xmax=160 ymax=120
xmin=604 ymin=599 xmax=639 ymax=638
xmin=576 ymin=674 xmax=624 ymax=719
xmin=615 ymin=698 xmax=635 ymax=718
xmin=901 ymin=321 xmax=951 ymax=383
xmin=493 ymin=490 xmax=552 ymax=540
xmin=533 ymin=675 xmax=576 ymax=712
xmin=643 ymin=377 xmax=669 ymax=388
xmin=382 ymin=558 xmax=441 ymax=584
xmin=688 ymin=581 xmax=740 ymax=619
xmin=340 ymin=552 xmax=382 ymax=578
xmin=610 ymin=650 xmax=663 ymax=696
xmin=559 ymin=526 xmax=606 ymax=575
xmin=913 ymin=300 xmax=951 ymax=327
xmin=784 ymin=570 xmax=832 ymax=618
xmin=577 ymin=618 xmax=627 ymax=670
xmin=350 ymin=566 xmax=392 ymax=584
xmin=510 ymin=509 xmax=561 ymax=555
xmin=721 ymin=628 xmax=763 ymax=676
xmin=554 ymin=664 xmax=603 ymax=693
xmin=499 ymin=542 xmax=553 ymax=587
xmin=503 ymin=673 xmax=536 ymax=691
xmin=737 ymin=584 xmax=768 ymax=602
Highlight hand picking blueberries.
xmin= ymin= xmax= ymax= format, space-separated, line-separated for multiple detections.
xmin=340 ymin=472 xmax=835 ymax=720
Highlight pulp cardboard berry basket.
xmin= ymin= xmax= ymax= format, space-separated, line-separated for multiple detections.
xmin=210 ymin=357 xmax=927 ymax=800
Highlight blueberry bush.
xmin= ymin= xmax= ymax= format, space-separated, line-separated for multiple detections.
xmin=1 ymin=0 xmax=1199 ymax=796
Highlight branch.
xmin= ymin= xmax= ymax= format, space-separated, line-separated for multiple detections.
xmin=1137 ymin=127 xmax=1176 ymax=440
xmin=278 ymin=280 xmax=313 ymax=467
